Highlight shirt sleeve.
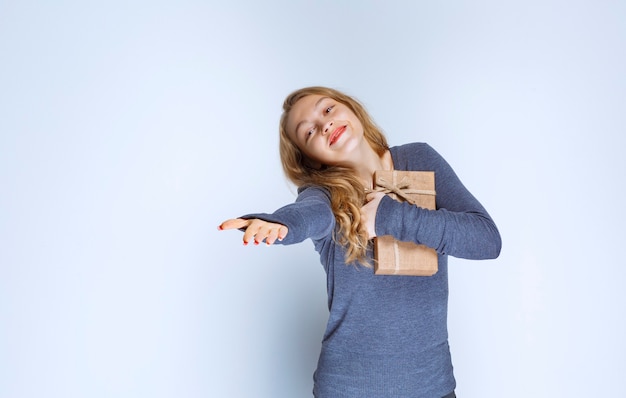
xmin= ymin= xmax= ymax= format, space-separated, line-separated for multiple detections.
xmin=240 ymin=185 xmax=335 ymax=245
xmin=375 ymin=144 xmax=502 ymax=260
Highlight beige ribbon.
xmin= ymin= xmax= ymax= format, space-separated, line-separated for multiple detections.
xmin=393 ymin=238 xmax=401 ymax=274
xmin=374 ymin=175 xmax=436 ymax=205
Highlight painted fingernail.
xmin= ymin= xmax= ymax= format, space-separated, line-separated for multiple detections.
xmin=218 ymin=225 xmax=223 ymax=230
xmin=243 ymin=241 xmax=249 ymax=246
xmin=254 ymin=240 xmax=259 ymax=245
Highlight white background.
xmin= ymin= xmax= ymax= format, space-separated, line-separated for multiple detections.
xmin=1 ymin=1 xmax=625 ymax=397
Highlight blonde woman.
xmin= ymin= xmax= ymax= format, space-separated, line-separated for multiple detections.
xmin=219 ymin=86 xmax=501 ymax=398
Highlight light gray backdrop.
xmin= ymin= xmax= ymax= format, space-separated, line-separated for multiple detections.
xmin=1 ymin=1 xmax=624 ymax=397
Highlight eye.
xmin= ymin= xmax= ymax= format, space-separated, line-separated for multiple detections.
xmin=305 ymin=127 xmax=315 ymax=140
xmin=325 ymin=105 xmax=334 ymax=114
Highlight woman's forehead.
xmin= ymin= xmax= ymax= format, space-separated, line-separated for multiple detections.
xmin=291 ymin=94 xmax=327 ymax=116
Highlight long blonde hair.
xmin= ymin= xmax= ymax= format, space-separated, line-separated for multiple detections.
xmin=278 ymin=86 xmax=389 ymax=265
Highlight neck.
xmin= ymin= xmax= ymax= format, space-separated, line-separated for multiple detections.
xmin=354 ymin=147 xmax=393 ymax=190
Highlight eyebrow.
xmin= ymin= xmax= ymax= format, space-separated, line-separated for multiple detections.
xmin=294 ymin=96 xmax=331 ymax=137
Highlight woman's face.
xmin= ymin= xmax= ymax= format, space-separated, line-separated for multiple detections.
xmin=286 ymin=94 xmax=365 ymax=168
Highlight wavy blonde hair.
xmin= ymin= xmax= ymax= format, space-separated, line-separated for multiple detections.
xmin=279 ymin=86 xmax=389 ymax=265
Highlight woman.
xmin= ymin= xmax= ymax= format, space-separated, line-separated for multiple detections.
xmin=219 ymin=86 xmax=501 ymax=397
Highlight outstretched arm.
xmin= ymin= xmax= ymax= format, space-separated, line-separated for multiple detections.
xmin=218 ymin=218 xmax=288 ymax=246
xmin=218 ymin=185 xmax=334 ymax=247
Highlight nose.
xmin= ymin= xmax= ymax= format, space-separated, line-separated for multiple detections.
xmin=323 ymin=121 xmax=334 ymax=135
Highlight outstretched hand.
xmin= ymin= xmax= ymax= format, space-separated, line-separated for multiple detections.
xmin=218 ymin=218 xmax=288 ymax=246
xmin=360 ymin=191 xmax=386 ymax=239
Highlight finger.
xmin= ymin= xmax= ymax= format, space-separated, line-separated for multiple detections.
xmin=255 ymin=223 xmax=276 ymax=245
xmin=242 ymin=222 xmax=261 ymax=245
xmin=277 ymin=225 xmax=288 ymax=241
xmin=218 ymin=218 xmax=251 ymax=231
xmin=265 ymin=224 xmax=289 ymax=245
xmin=265 ymin=227 xmax=279 ymax=245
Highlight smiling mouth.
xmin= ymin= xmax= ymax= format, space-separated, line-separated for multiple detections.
xmin=329 ymin=126 xmax=346 ymax=145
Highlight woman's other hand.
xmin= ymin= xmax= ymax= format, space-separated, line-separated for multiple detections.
xmin=218 ymin=218 xmax=289 ymax=246
xmin=360 ymin=191 xmax=385 ymax=239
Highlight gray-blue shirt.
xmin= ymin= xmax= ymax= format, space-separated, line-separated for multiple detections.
xmin=244 ymin=142 xmax=501 ymax=397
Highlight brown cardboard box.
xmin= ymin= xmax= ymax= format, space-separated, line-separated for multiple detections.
xmin=373 ymin=170 xmax=438 ymax=276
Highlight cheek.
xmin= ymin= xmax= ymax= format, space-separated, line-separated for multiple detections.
xmin=303 ymin=141 xmax=326 ymax=161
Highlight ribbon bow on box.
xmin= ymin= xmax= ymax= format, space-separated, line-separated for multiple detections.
xmin=374 ymin=175 xmax=436 ymax=205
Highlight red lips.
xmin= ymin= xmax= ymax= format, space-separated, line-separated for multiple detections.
xmin=329 ymin=126 xmax=346 ymax=145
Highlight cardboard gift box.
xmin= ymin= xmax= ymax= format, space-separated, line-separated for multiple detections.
xmin=373 ymin=170 xmax=438 ymax=276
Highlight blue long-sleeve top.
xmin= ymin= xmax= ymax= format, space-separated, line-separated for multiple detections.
xmin=243 ymin=143 xmax=501 ymax=397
